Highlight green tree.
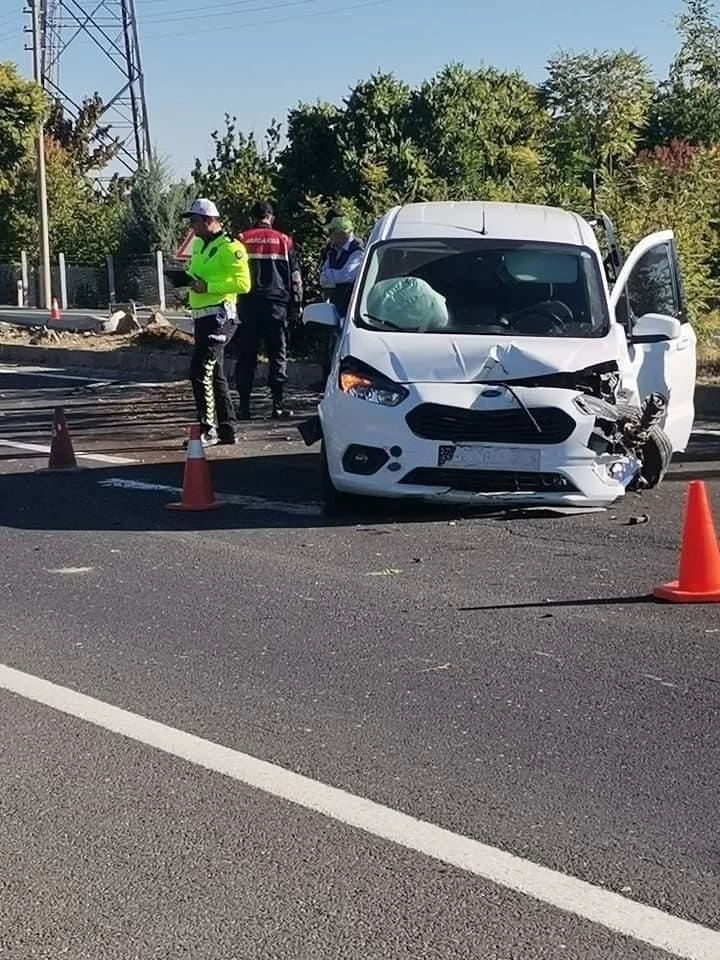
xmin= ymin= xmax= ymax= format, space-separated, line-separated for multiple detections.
xmin=335 ymin=72 xmax=437 ymax=204
xmin=191 ymin=114 xmax=279 ymax=233
xmin=119 ymin=153 xmax=194 ymax=256
xmin=44 ymin=140 xmax=124 ymax=261
xmin=0 ymin=62 xmax=46 ymax=257
xmin=0 ymin=61 xmax=46 ymax=187
xmin=45 ymin=94 xmax=119 ymax=174
xmin=409 ymin=63 xmax=548 ymax=200
xmin=648 ymin=0 xmax=720 ymax=146
xmin=599 ymin=140 xmax=720 ymax=332
xmin=7 ymin=139 xmax=125 ymax=263
xmin=541 ymin=49 xmax=654 ymax=202
xmin=277 ymin=102 xmax=344 ymax=204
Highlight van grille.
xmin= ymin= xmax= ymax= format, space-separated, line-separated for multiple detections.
xmin=405 ymin=403 xmax=575 ymax=445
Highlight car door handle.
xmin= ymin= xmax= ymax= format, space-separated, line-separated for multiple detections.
xmin=677 ymin=338 xmax=690 ymax=350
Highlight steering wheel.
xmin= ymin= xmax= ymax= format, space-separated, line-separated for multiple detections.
xmin=504 ymin=300 xmax=573 ymax=336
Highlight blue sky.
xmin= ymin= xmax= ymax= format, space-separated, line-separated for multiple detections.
xmin=0 ymin=0 xmax=687 ymax=178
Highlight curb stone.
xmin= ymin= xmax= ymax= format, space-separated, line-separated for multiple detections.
xmin=0 ymin=342 xmax=323 ymax=389
xmin=2 ymin=341 xmax=720 ymax=417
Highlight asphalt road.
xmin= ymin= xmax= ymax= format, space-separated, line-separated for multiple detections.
xmin=0 ymin=363 xmax=718 ymax=960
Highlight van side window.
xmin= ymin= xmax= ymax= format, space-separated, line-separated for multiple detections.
xmin=625 ymin=243 xmax=683 ymax=323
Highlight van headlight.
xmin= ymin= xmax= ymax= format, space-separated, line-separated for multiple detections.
xmin=338 ymin=357 xmax=409 ymax=407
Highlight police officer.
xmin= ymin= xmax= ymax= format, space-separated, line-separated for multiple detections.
xmin=182 ymin=197 xmax=251 ymax=446
xmin=318 ymin=213 xmax=364 ymax=386
xmin=234 ymin=201 xmax=303 ymax=420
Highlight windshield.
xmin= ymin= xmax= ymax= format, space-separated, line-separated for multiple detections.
xmin=354 ymin=238 xmax=609 ymax=338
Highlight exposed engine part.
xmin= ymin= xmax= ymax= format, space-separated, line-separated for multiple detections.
xmin=580 ymin=392 xmax=672 ymax=491
xmin=509 ymin=361 xmax=621 ymax=403
xmin=622 ymin=393 xmax=667 ymax=439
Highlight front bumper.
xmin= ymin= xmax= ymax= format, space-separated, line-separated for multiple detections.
xmin=320 ymin=383 xmax=639 ymax=507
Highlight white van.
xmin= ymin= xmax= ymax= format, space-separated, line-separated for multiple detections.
xmin=300 ymin=201 xmax=697 ymax=514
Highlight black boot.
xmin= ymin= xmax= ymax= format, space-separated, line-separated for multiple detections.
xmin=217 ymin=424 xmax=238 ymax=445
xmin=271 ymin=388 xmax=293 ymax=419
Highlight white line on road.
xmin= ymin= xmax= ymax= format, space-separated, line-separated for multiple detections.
xmin=0 ymin=364 xmax=108 ymax=383
xmin=0 ymin=439 xmax=136 ymax=465
xmin=0 ymin=663 xmax=717 ymax=960
xmin=0 ymin=363 xmax=181 ymax=388
xmin=98 ymin=477 xmax=321 ymax=515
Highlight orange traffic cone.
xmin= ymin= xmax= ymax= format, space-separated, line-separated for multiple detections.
xmin=50 ymin=297 xmax=61 ymax=322
xmin=654 ymin=480 xmax=720 ymax=602
xmin=166 ymin=424 xmax=223 ymax=512
xmin=42 ymin=406 xmax=80 ymax=471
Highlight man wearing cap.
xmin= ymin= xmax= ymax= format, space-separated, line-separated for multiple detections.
xmin=182 ymin=197 xmax=251 ymax=446
xmin=317 ymin=214 xmax=365 ymax=386
xmin=233 ymin=201 xmax=303 ymax=420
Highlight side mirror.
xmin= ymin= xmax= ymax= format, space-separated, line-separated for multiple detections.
xmin=630 ymin=313 xmax=682 ymax=343
xmin=302 ymin=301 xmax=340 ymax=329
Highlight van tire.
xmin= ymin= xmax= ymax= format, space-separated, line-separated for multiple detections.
xmin=609 ymin=401 xmax=672 ymax=488
xmin=640 ymin=424 xmax=674 ymax=488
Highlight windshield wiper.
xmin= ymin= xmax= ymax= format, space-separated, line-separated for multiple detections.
xmin=359 ymin=312 xmax=402 ymax=330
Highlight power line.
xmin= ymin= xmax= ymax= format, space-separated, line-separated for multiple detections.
xmin=0 ymin=26 xmax=22 ymax=43
xmin=138 ymin=0 xmax=325 ymax=26
xmin=143 ymin=0 xmax=396 ymax=40
xmin=138 ymin=0 xmax=304 ymax=6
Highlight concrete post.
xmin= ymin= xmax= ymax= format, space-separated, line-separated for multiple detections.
xmin=155 ymin=249 xmax=166 ymax=312
xmin=58 ymin=252 xmax=68 ymax=310
xmin=106 ymin=253 xmax=116 ymax=307
xmin=20 ymin=251 xmax=29 ymax=307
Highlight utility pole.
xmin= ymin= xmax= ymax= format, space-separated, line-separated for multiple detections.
xmin=28 ymin=0 xmax=52 ymax=311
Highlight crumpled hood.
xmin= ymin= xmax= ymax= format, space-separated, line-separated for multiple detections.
xmin=344 ymin=325 xmax=623 ymax=383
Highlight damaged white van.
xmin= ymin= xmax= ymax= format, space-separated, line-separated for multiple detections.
xmin=301 ymin=201 xmax=696 ymax=513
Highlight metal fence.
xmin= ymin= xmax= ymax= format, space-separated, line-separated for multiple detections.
xmin=53 ymin=263 xmax=109 ymax=309
xmin=0 ymin=252 xmax=176 ymax=312
xmin=0 ymin=263 xmax=20 ymax=305
xmin=113 ymin=254 xmax=169 ymax=310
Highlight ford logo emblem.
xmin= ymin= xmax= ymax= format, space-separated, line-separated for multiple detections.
xmin=480 ymin=388 xmax=503 ymax=398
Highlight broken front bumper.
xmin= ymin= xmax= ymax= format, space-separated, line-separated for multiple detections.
xmin=318 ymin=383 xmax=646 ymax=508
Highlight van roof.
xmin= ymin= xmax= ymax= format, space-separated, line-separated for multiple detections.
xmin=373 ymin=201 xmax=596 ymax=248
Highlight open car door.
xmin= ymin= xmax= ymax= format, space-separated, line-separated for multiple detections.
xmin=610 ymin=230 xmax=696 ymax=452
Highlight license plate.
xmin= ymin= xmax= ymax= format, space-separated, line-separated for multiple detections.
xmin=438 ymin=444 xmax=541 ymax=470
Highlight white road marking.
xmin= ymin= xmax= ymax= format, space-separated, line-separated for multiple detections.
xmin=0 ymin=365 xmax=108 ymax=383
xmin=0 ymin=364 xmax=182 ymax=388
xmin=98 ymin=477 xmax=321 ymax=516
xmin=0 ymin=663 xmax=717 ymax=960
xmin=46 ymin=567 xmax=94 ymax=574
xmin=0 ymin=439 xmax=136 ymax=465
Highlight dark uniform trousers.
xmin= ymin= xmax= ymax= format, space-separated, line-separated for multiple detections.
xmin=189 ymin=313 xmax=238 ymax=433
xmin=320 ymin=282 xmax=354 ymax=384
xmin=234 ymin=297 xmax=289 ymax=404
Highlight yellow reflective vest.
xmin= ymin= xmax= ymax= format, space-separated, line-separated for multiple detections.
xmin=187 ymin=232 xmax=252 ymax=312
